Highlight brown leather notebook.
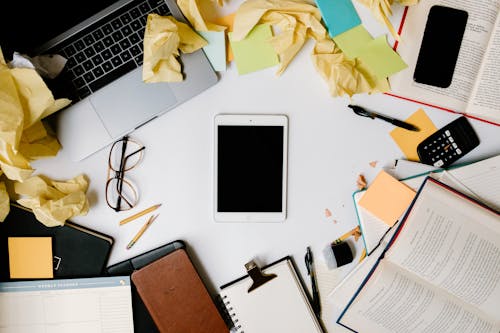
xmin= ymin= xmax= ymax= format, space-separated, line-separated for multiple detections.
xmin=131 ymin=248 xmax=228 ymax=333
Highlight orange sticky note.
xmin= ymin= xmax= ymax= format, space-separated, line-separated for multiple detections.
xmin=358 ymin=170 xmax=416 ymax=226
xmin=390 ymin=109 xmax=437 ymax=161
xmin=213 ymin=13 xmax=235 ymax=62
xmin=8 ymin=237 xmax=54 ymax=279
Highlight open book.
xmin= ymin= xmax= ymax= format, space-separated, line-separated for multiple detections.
xmin=354 ymin=154 xmax=500 ymax=254
xmin=389 ymin=0 xmax=500 ymax=125
xmin=338 ymin=177 xmax=500 ymax=333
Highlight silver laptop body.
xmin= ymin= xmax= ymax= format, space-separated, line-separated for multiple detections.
xmin=35 ymin=0 xmax=218 ymax=161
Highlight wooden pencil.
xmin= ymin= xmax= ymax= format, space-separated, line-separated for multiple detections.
xmin=119 ymin=203 xmax=162 ymax=225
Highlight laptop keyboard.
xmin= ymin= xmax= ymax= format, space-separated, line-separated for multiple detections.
xmin=56 ymin=0 xmax=171 ymax=101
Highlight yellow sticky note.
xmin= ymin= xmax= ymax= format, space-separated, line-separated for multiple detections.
xmin=390 ymin=109 xmax=438 ymax=161
xmin=213 ymin=13 xmax=235 ymax=62
xmin=8 ymin=237 xmax=53 ymax=279
xmin=333 ymin=25 xmax=373 ymax=59
xmin=357 ymin=36 xmax=407 ymax=79
xmin=359 ymin=170 xmax=416 ymax=226
xmin=229 ymin=24 xmax=279 ymax=75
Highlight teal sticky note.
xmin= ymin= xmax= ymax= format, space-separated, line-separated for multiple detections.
xmin=316 ymin=0 xmax=361 ymax=38
xmin=198 ymin=31 xmax=226 ymax=72
xmin=229 ymin=24 xmax=279 ymax=75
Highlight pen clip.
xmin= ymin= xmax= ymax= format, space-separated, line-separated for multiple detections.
xmin=348 ymin=105 xmax=375 ymax=119
xmin=304 ymin=247 xmax=312 ymax=275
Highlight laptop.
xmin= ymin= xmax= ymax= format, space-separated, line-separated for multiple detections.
xmin=0 ymin=0 xmax=217 ymax=161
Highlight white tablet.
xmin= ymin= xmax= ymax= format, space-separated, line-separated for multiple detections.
xmin=214 ymin=114 xmax=288 ymax=222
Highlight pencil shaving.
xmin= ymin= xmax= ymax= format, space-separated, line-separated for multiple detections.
xmin=324 ymin=208 xmax=332 ymax=217
xmin=357 ymin=174 xmax=367 ymax=190
xmin=369 ymin=161 xmax=378 ymax=168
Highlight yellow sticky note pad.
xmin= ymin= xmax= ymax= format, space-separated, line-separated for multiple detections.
xmin=8 ymin=237 xmax=54 ymax=279
xmin=390 ymin=109 xmax=438 ymax=161
xmin=359 ymin=170 xmax=416 ymax=226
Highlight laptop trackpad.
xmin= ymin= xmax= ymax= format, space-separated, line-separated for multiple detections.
xmin=91 ymin=69 xmax=178 ymax=138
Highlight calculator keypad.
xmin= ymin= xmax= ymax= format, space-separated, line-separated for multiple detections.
xmin=417 ymin=116 xmax=480 ymax=168
xmin=421 ymin=130 xmax=462 ymax=167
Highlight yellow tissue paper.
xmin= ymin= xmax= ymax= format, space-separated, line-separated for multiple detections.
xmin=231 ymin=0 xmax=386 ymax=96
xmin=18 ymin=121 xmax=61 ymax=160
xmin=14 ymin=175 xmax=90 ymax=227
xmin=0 ymin=181 xmax=9 ymax=221
xmin=177 ymin=0 xmax=226 ymax=32
xmin=9 ymin=68 xmax=71 ymax=128
xmin=0 ymin=140 xmax=33 ymax=181
xmin=232 ymin=0 xmax=327 ymax=75
xmin=0 ymin=47 xmax=70 ymax=183
xmin=0 ymin=46 xmax=89 ymax=226
xmin=311 ymin=38 xmax=390 ymax=96
xmin=356 ymin=0 xmax=419 ymax=41
xmin=142 ymin=14 xmax=208 ymax=83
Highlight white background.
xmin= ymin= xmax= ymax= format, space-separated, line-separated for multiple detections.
xmin=33 ymin=2 xmax=500 ymax=298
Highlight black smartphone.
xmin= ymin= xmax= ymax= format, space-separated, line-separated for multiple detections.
xmin=413 ymin=5 xmax=468 ymax=88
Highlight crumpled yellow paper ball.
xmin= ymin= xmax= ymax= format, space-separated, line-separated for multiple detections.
xmin=0 ymin=47 xmax=90 ymax=226
xmin=356 ymin=0 xmax=419 ymax=41
xmin=230 ymin=0 xmax=389 ymax=96
xmin=177 ymin=0 xmax=227 ymax=32
xmin=142 ymin=14 xmax=208 ymax=83
xmin=14 ymin=175 xmax=90 ymax=227
xmin=311 ymin=38 xmax=389 ymax=97
xmin=232 ymin=0 xmax=327 ymax=75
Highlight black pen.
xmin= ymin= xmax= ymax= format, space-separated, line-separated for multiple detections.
xmin=348 ymin=104 xmax=420 ymax=131
xmin=305 ymin=246 xmax=321 ymax=317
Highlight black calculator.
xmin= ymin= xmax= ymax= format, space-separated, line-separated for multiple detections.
xmin=417 ymin=116 xmax=479 ymax=168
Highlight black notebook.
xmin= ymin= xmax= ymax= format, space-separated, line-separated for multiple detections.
xmin=0 ymin=203 xmax=113 ymax=281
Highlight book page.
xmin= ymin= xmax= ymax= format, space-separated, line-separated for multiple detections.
xmin=389 ymin=0 xmax=499 ymax=113
xmin=465 ymin=13 xmax=500 ymax=124
xmin=444 ymin=154 xmax=500 ymax=211
xmin=339 ymin=261 xmax=499 ymax=333
xmin=386 ymin=180 xmax=500 ymax=320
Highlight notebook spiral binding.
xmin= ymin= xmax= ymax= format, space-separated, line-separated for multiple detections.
xmin=218 ymin=294 xmax=245 ymax=333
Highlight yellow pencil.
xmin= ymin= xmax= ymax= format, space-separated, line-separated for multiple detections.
xmin=119 ymin=203 xmax=161 ymax=225
xmin=126 ymin=214 xmax=159 ymax=250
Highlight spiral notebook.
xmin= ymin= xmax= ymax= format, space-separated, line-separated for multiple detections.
xmin=219 ymin=257 xmax=324 ymax=333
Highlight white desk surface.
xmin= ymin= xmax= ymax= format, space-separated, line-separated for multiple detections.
xmin=33 ymin=3 xmax=500 ymax=296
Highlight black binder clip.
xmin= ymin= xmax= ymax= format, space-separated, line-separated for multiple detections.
xmin=245 ymin=260 xmax=277 ymax=293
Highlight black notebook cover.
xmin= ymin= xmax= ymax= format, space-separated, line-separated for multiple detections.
xmin=0 ymin=203 xmax=113 ymax=281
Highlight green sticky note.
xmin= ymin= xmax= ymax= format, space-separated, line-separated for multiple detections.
xmin=229 ymin=24 xmax=279 ymax=75
xmin=198 ymin=31 xmax=226 ymax=72
xmin=333 ymin=25 xmax=373 ymax=59
xmin=358 ymin=36 xmax=408 ymax=79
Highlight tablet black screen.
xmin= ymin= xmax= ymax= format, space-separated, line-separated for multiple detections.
xmin=217 ymin=125 xmax=284 ymax=213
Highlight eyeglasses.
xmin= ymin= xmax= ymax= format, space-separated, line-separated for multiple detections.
xmin=106 ymin=136 xmax=145 ymax=211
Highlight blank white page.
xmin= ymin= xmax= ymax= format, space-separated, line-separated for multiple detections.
xmin=219 ymin=258 xmax=323 ymax=333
